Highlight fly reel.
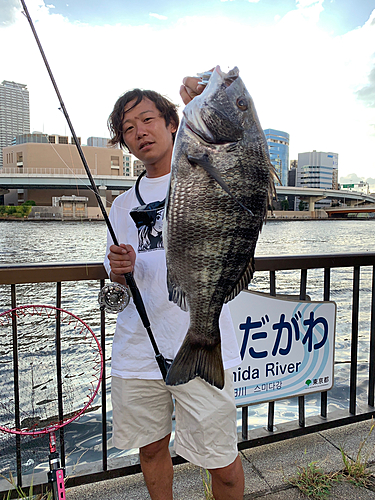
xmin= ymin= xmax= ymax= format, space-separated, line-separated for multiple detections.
xmin=98 ymin=282 xmax=131 ymax=313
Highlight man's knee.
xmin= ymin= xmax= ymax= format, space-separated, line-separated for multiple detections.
xmin=139 ymin=434 xmax=171 ymax=462
xmin=209 ymin=455 xmax=243 ymax=487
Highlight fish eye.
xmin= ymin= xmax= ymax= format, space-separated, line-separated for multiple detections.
xmin=236 ymin=97 xmax=248 ymax=111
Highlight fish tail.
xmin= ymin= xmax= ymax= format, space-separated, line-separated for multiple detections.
xmin=165 ymin=336 xmax=224 ymax=390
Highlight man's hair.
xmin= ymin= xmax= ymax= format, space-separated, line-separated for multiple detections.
xmin=107 ymin=89 xmax=179 ymax=151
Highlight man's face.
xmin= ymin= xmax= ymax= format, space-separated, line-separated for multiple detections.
xmin=122 ymin=97 xmax=176 ymax=169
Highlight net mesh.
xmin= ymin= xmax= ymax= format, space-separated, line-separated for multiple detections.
xmin=0 ymin=305 xmax=102 ymax=436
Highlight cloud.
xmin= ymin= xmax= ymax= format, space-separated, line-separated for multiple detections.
xmin=339 ymin=173 xmax=365 ymax=184
xmin=356 ymin=65 xmax=375 ymax=108
xmin=149 ymin=12 xmax=168 ymax=21
xmin=0 ymin=0 xmax=21 ymax=26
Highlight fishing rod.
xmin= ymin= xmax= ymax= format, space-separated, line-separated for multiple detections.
xmin=20 ymin=0 xmax=170 ymax=380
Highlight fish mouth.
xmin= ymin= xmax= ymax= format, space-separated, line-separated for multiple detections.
xmin=214 ymin=65 xmax=239 ymax=87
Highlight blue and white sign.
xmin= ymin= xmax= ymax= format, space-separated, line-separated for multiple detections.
xmin=228 ymin=290 xmax=336 ymax=406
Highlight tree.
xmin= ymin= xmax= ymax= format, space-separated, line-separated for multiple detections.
xmin=299 ymin=200 xmax=307 ymax=211
xmin=281 ymin=199 xmax=289 ymax=211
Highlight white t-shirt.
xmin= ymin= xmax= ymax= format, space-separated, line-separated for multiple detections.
xmin=104 ymin=172 xmax=240 ymax=379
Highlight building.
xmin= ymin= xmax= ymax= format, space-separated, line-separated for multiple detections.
xmin=296 ymin=150 xmax=339 ymax=209
xmin=123 ymin=153 xmax=133 ymax=177
xmin=0 ymin=80 xmax=30 ymax=169
xmin=87 ymin=137 xmax=110 ymax=148
xmin=341 ymin=180 xmax=370 ymax=195
xmin=288 ymin=160 xmax=298 ymax=187
xmin=263 ymin=129 xmax=289 ymax=186
xmin=133 ymin=159 xmax=145 ymax=177
xmin=297 ymin=151 xmax=338 ymax=190
xmin=2 ymin=139 xmax=123 ymax=207
xmin=13 ymin=132 xmax=48 ymax=144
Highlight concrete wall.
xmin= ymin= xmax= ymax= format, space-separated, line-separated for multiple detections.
xmin=3 ymin=143 xmax=123 ymax=176
xmin=268 ymin=210 xmax=328 ymax=219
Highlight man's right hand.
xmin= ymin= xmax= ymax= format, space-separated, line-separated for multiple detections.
xmin=108 ymin=244 xmax=136 ymax=285
xmin=180 ymin=76 xmax=205 ymax=105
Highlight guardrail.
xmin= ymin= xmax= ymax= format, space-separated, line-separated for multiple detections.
xmin=0 ymin=253 xmax=374 ymax=495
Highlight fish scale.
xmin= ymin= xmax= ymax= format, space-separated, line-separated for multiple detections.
xmin=164 ymin=66 xmax=277 ymax=389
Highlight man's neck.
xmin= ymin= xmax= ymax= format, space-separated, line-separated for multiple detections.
xmin=145 ymin=164 xmax=171 ymax=178
xmin=144 ymin=153 xmax=172 ymax=178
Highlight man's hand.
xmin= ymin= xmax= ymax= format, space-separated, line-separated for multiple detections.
xmin=180 ymin=76 xmax=205 ymax=105
xmin=108 ymin=244 xmax=136 ymax=285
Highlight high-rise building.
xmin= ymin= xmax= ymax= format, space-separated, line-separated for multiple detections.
xmin=0 ymin=81 xmax=30 ymax=169
xmin=263 ymin=129 xmax=289 ymax=186
xmin=288 ymin=160 xmax=298 ymax=187
xmin=297 ymin=151 xmax=338 ymax=189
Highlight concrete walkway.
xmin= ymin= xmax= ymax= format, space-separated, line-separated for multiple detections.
xmin=65 ymin=419 xmax=375 ymax=499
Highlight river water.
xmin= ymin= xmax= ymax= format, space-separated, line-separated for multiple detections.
xmin=0 ymin=219 xmax=374 ymax=477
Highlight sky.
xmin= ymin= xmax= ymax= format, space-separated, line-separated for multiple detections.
xmin=1 ymin=0 xmax=375 ymax=184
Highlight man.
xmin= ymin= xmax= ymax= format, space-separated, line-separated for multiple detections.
xmin=104 ymin=81 xmax=245 ymax=500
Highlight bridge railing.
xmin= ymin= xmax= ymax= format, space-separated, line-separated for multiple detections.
xmin=1 ymin=167 xmax=98 ymax=176
xmin=0 ymin=253 xmax=374 ymax=494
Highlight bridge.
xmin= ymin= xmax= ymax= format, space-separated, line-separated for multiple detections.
xmin=1 ymin=172 xmax=375 ymax=210
xmin=325 ymin=205 xmax=375 ymax=218
xmin=275 ymin=186 xmax=375 ymax=210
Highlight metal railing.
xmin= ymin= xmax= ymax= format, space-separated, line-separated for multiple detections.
xmin=1 ymin=167 xmax=98 ymax=176
xmin=0 ymin=253 xmax=374 ymax=494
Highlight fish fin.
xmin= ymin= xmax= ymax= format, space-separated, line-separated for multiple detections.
xmin=224 ymin=257 xmax=255 ymax=303
xmin=265 ymin=158 xmax=279 ymax=220
xmin=166 ymin=337 xmax=224 ymax=389
xmin=167 ymin=270 xmax=188 ymax=312
xmin=187 ymin=154 xmax=254 ymax=216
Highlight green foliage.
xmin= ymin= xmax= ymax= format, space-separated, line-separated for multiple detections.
xmin=0 ymin=204 xmax=32 ymax=218
xmin=288 ymin=421 xmax=375 ymax=498
xmin=288 ymin=461 xmax=341 ymax=499
xmin=340 ymin=421 xmax=375 ymax=486
xmin=299 ymin=200 xmax=307 ymax=211
xmin=281 ymin=199 xmax=289 ymax=211
xmin=1 ymin=472 xmax=52 ymax=499
xmin=23 ymin=200 xmax=36 ymax=206
xmin=200 ymin=469 xmax=214 ymax=499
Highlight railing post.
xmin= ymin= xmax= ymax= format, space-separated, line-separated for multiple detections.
xmin=369 ymin=266 xmax=375 ymax=407
xmin=298 ymin=269 xmax=307 ymax=427
xmin=242 ymin=407 xmax=248 ymax=440
xmin=321 ymin=268 xmax=331 ymax=418
xmin=11 ymin=284 xmax=22 ymax=488
xmin=100 ymin=279 xmax=108 ymax=471
xmin=56 ymin=282 xmax=65 ymax=468
xmin=350 ymin=266 xmax=360 ymax=415
xmin=268 ymin=271 xmax=276 ymax=432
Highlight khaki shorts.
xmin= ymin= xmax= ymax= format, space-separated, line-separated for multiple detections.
xmin=111 ymin=370 xmax=238 ymax=469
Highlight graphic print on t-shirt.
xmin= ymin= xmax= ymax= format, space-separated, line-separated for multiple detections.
xmin=137 ymin=206 xmax=164 ymax=252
